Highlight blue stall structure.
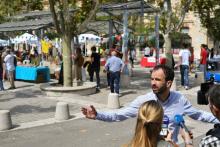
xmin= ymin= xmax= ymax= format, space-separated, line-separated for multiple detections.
xmin=206 ymin=71 xmax=220 ymax=83
xmin=16 ymin=66 xmax=50 ymax=83
xmin=206 ymin=57 xmax=220 ymax=83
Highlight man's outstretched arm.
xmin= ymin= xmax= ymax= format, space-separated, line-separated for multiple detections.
xmin=81 ymin=93 xmax=155 ymax=122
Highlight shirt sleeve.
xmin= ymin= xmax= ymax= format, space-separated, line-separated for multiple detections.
xmin=104 ymin=58 xmax=110 ymax=70
xmin=182 ymin=95 xmax=219 ymax=123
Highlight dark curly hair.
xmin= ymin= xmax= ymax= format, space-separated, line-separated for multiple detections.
xmin=206 ymin=85 xmax=220 ymax=109
xmin=152 ymin=64 xmax=174 ymax=81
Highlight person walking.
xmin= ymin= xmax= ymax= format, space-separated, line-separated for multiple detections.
xmin=200 ymin=44 xmax=208 ymax=80
xmin=4 ymin=49 xmax=16 ymax=89
xmin=177 ymin=45 xmax=191 ymax=90
xmin=128 ymin=48 xmax=136 ymax=68
xmin=72 ymin=47 xmax=84 ymax=82
xmin=90 ymin=46 xmax=101 ymax=89
xmin=189 ymin=47 xmax=194 ymax=72
xmin=1 ymin=49 xmax=7 ymax=81
xmin=144 ymin=44 xmax=151 ymax=57
xmin=104 ymin=50 xmax=124 ymax=94
xmin=81 ymin=65 xmax=218 ymax=137
xmin=0 ymin=51 xmax=4 ymax=91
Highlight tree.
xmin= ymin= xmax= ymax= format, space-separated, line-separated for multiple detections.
xmin=48 ymin=0 xmax=99 ymax=87
xmin=23 ymin=0 xmax=43 ymax=11
xmin=0 ymin=0 xmax=23 ymax=22
xmin=96 ymin=0 xmax=192 ymax=67
xmin=192 ymin=0 xmax=220 ymax=48
xmin=0 ymin=0 xmax=43 ymax=23
xmin=162 ymin=0 xmax=192 ymax=67
xmin=147 ymin=0 xmax=193 ymax=67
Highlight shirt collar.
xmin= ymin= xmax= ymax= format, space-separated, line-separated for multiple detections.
xmin=157 ymin=92 xmax=171 ymax=105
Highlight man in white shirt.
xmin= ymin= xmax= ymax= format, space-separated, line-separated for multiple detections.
xmin=144 ymin=45 xmax=151 ymax=57
xmin=178 ymin=45 xmax=191 ymax=90
xmin=4 ymin=49 xmax=16 ymax=89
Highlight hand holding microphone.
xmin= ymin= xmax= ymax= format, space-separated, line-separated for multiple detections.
xmin=174 ymin=115 xmax=193 ymax=146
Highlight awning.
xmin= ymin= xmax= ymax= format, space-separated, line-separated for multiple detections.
xmin=85 ymin=20 xmax=133 ymax=34
xmin=100 ymin=1 xmax=160 ymax=15
xmin=11 ymin=11 xmax=51 ymax=19
xmin=0 ymin=17 xmax=53 ymax=32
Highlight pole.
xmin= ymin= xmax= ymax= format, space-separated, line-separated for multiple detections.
xmin=108 ymin=19 xmax=113 ymax=50
xmin=122 ymin=9 xmax=128 ymax=62
xmin=121 ymin=8 xmax=130 ymax=88
xmin=155 ymin=13 xmax=160 ymax=65
xmin=141 ymin=0 xmax=144 ymax=17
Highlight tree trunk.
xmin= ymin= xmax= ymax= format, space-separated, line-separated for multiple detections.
xmin=214 ymin=40 xmax=220 ymax=51
xmin=164 ymin=34 xmax=173 ymax=68
xmin=62 ymin=34 xmax=72 ymax=87
xmin=164 ymin=0 xmax=173 ymax=68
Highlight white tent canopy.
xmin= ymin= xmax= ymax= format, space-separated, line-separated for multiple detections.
xmin=0 ymin=39 xmax=8 ymax=46
xmin=11 ymin=33 xmax=38 ymax=44
xmin=78 ymin=33 xmax=101 ymax=43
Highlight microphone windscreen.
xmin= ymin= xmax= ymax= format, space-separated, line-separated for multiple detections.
xmin=174 ymin=114 xmax=184 ymax=125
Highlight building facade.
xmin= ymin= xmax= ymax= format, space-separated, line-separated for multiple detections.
xmin=183 ymin=11 xmax=209 ymax=59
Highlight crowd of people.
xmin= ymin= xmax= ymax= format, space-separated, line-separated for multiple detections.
xmin=80 ymin=40 xmax=137 ymax=93
xmin=0 ymin=39 xmax=132 ymax=93
xmin=173 ymin=43 xmax=220 ymax=91
xmin=0 ymin=43 xmax=63 ymax=90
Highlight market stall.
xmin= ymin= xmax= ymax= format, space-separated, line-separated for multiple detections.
xmin=0 ymin=39 xmax=8 ymax=46
xmin=206 ymin=57 xmax=220 ymax=82
xmin=78 ymin=33 xmax=101 ymax=56
xmin=16 ymin=66 xmax=50 ymax=83
xmin=206 ymin=71 xmax=220 ymax=83
xmin=140 ymin=56 xmax=166 ymax=67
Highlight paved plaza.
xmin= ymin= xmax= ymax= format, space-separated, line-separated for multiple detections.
xmin=0 ymin=64 xmax=214 ymax=147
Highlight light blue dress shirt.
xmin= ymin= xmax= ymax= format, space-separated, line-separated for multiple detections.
xmin=96 ymin=91 xmax=218 ymax=126
xmin=105 ymin=56 xmax=124 ymax=72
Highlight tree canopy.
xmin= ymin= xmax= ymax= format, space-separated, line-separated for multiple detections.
xmin=0 ymin=0 xmax=43 ymax=23
xmin=192 ymin=0 xmax=220 ymax=41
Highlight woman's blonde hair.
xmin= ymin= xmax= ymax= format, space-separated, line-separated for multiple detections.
xmin=128 ymin=100 xmax=164 ymax=147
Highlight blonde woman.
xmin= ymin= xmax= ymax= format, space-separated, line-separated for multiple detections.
xmin=124 ymin=100 xmax=193 ymax=147
xmin=124 ymin=100 xmax=171 ymax=147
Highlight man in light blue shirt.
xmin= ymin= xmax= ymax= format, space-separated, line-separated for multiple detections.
xmin=104 ymin=50 xmax=124 ymax=94
xmin=82 ymin=65 xmax=218 ymax=126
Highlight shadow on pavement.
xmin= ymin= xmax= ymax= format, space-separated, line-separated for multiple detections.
xmin=0 ymin=89 xmax=43 ymax=102
xmin=10 ymin=105 xmax=55 ymax=115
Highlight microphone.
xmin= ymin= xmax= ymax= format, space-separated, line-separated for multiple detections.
xmin=174 ymin=114 xmax=190 ymax=133
xmin=160 ymin=115 xmax=169 ymax=137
